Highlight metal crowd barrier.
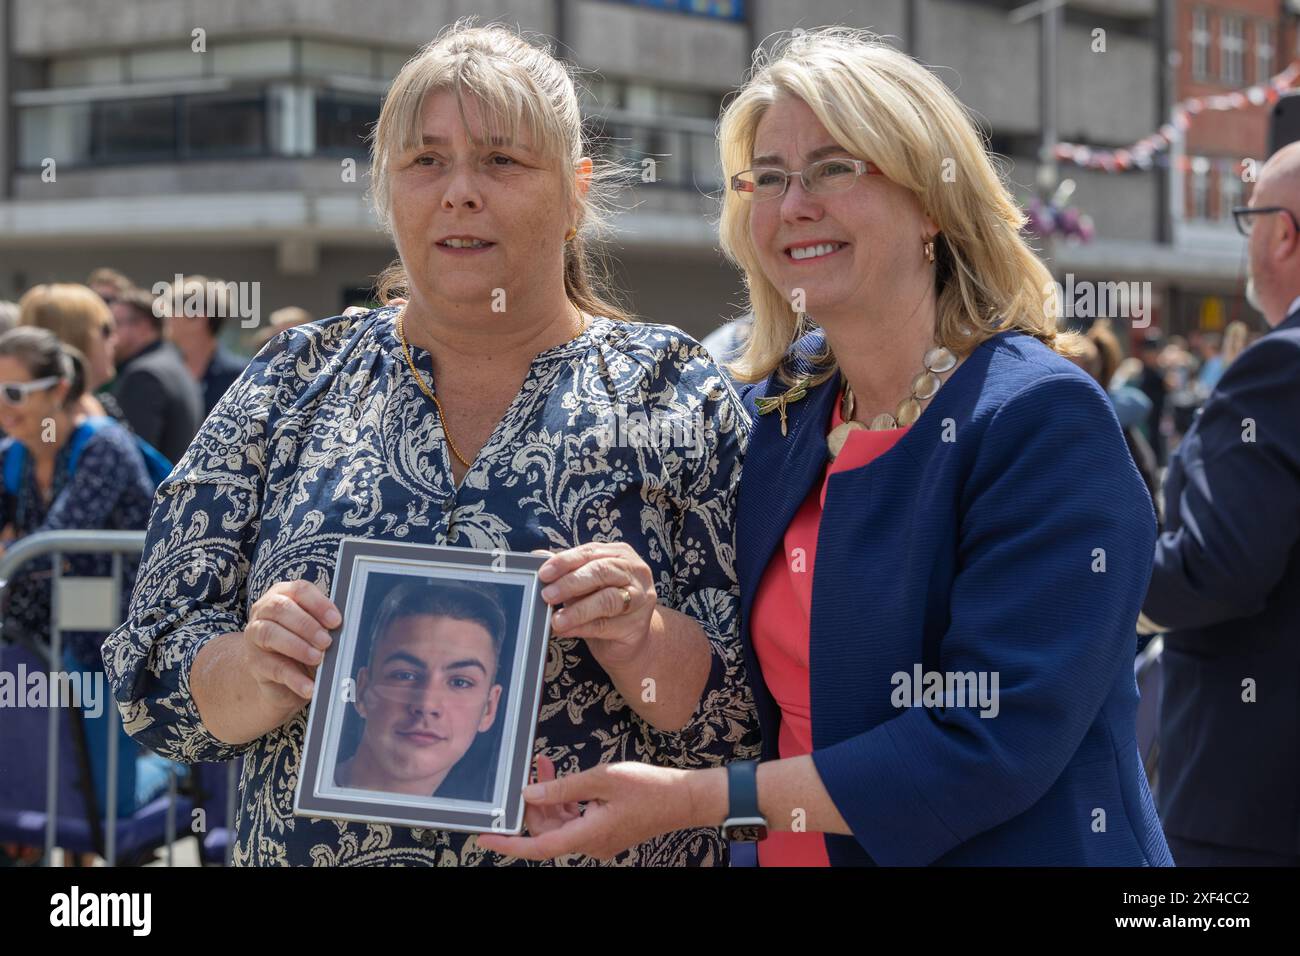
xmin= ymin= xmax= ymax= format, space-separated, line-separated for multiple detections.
xmin=0 ymin=529 xmax=238 ymax=866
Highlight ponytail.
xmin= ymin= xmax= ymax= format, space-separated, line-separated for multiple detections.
xmin=58 ymin=345 xmax=87 ymax=409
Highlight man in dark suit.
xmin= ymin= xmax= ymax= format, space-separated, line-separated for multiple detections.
xmin=109 ymin=287 xmax=204 ymax=464
xmin=1142 ymin=141 xmax=1300 ymax=866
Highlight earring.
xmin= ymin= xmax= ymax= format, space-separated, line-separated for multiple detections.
xmin=923 ymin=237 xmax=936 ymax=263
xmin=564 ymin=227 xmax=578 ymax=242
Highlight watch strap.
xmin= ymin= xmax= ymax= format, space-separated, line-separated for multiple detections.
xmin=726 ymin=759 xmax=761 ymax=820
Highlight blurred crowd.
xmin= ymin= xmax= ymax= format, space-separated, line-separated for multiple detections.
xmin=0 ymin=269 xmax=314 ymax=461
xmin=0 ymin=271 xmax=313 ymax=863
xmin=1062 ymin=318 xmax=1265 ymax=520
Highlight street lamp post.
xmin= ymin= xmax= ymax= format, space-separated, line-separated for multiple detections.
xmin=1011 ymin=0 xmax=1067 ymax=283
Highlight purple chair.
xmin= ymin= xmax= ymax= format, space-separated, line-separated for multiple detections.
xmin=0 ymin=642 xmax=192 ymax=865
xmin=189 ymin=759 xmax=242 ymax=865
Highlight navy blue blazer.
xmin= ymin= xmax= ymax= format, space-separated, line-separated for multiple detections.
xmin=735 ymin=329 xmax=1173 ymax=866
xmin=1143 ymin=307 xmax=1300 ymax=857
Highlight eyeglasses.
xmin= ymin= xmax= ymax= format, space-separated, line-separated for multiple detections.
xmin=730 ymin=157 xmax=882 ymax=202
xmin=1231 ymin=205 xmax=1300 ymax=237
xmin=0 ymin=376 xmax=63 ymax=406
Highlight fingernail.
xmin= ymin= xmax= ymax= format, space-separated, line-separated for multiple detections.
xmin=553 ymin=611 xmax=567 ymax=628
xmin=307 ymin=647 xmax=322 ymax=664
xmin=316 ymin=630 xmax=332 ymax=649
xmin=523 ymin=783 xmax=544 ymax=799
xmin=539 ymin=563 xmax=557 ymax=582
xmin=541 ymin=585 xmax=558 ymax=601
xmin=326 ymin=609 xmax=342 ymax=627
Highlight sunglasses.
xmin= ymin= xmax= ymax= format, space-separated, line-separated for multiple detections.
xmin=0 ymin=376 xmax=63 ymax=406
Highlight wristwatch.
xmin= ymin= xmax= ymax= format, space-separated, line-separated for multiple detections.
xmin=721 ymin=759 xmax=768 ymax=842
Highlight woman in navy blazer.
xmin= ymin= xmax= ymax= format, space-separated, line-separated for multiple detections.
xmin=481 ymin=27 xmax=1173 ymax=866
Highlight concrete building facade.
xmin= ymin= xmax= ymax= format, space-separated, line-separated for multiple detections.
xmin=0 ymin=0 xmax=1217 ymax=350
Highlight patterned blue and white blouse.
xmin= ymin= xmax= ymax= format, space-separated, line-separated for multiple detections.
xmin=102 ymin=305 xmax=760 ymax=866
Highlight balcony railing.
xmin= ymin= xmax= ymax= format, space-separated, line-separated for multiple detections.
xmin=16 ymin=85 xmax=724 ymax=195
xmin=587 ymin=115 xmax=724 ymax=194
xmin=17 ymin=89 xmax=275 ymax=169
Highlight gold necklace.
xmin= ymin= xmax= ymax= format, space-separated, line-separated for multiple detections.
xmin=396 ymin=308 xmax=471 ymax=469
xmin=394 ymin=305 xmax=588 ymax=472
xmin=827 ymin=345 xmax=957 ymax=460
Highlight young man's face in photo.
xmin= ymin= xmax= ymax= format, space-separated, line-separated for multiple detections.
xmin=352 ymin=613 xmax=502 ymax=796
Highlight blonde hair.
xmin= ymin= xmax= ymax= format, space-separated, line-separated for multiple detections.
xmin=1222 ymin=319 xmax=1250 ymax=366
xmin=1086 ymin=318 xmax=1124 ymax=387
xmin=719 ymin=28 xmax=1076 ymax=385
xmin=18 ymin=283 xmax=113 ymax=360
xmin=368 ymin=20 xmax=632 ymax=322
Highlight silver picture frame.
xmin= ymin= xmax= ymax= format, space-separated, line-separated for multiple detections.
xmin=294 ymin=537 xmax=552 ymax=835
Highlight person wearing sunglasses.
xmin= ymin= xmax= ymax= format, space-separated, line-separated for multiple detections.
xmin=0 ymin=325 xmax=167 ymax=824
xmin=1142 ymin=141 xmax=1300 ymax=866
xmin=0 ymin=326 xmax=154 ymax=614
xmin=482 ymin=27 xmax=1172 ymax=867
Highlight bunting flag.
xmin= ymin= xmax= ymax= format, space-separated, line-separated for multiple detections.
xmin=1052 ymin=60 xmax=1300 ymax=172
